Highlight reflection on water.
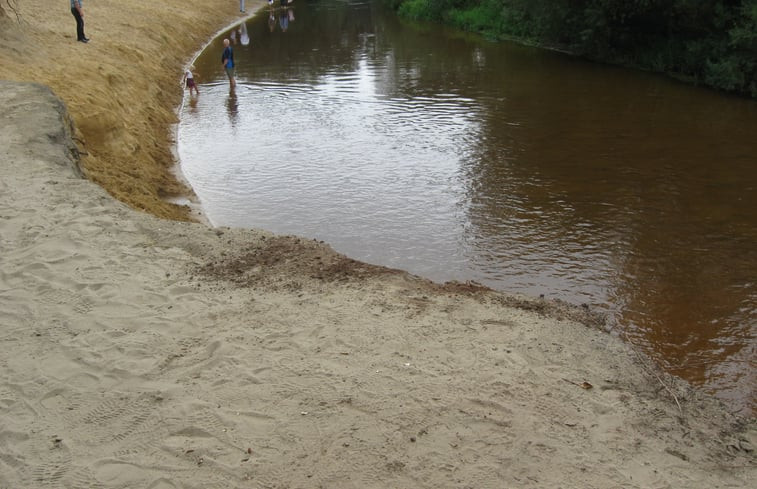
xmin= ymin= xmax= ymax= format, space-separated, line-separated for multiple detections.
xmin=179 ymin=0 xmax=757 ymax=415
xmin=225 ymin=91 xmax=239 ymax=126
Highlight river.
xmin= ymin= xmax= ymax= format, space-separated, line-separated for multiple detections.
xmin=178 ymin=0 xmax=757 ymax=415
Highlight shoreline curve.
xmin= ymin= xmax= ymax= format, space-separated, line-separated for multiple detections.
xmin=0 ymin=1 xmax=754 ymax=487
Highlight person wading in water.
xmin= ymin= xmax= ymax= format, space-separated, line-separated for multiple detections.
xmin=221 ymin=38 xmax=236 ymax=90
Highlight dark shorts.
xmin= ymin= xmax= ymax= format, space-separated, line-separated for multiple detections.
xmin=186 ymin=78 xmax=196 ymax=88
xmin=225 ymin=66 xmax=236 ymax=79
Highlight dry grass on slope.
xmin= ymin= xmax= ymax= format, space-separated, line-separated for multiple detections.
xmin=0 ymin=0 xmax=246 ymax=220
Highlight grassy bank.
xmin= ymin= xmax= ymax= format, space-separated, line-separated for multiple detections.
xmin=0 ymin=0 xmax=259 ymax=220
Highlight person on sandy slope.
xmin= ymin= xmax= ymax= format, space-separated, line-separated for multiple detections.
xmin=70 ymin=0 xmax=89 ymax=43
xmin=221 ymin=38 xmax=236 ymax=90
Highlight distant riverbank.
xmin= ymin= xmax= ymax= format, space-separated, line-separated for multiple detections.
xmin=392 ymin=0 xmax=757 ymax=98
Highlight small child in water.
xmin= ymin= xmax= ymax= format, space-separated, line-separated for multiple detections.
xmin=182 ymin=65 xmax=199 ymax=96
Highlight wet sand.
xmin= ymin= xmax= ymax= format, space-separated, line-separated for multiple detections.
xmin=0 ymin=1 xmax=754 ymax=487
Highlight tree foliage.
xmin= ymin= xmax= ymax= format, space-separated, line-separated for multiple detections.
xmin=389 ymin=0 xmax=757 ymax=97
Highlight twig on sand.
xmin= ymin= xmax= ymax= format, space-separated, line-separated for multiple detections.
xmin=562 ymin=378 xmax=593 ymax=389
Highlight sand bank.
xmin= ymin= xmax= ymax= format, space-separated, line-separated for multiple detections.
xmin=0 ymin=1 xmax=754 ymax=488
xmin=0 ymin=0 xmax=248 ymax=221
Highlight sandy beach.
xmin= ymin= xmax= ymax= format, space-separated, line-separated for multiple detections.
xmin=0 ymin=1 xmax=754 ymax=487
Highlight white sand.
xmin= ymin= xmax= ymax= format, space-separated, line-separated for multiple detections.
xmin=0 ymin=1 xmax=754 ymax=488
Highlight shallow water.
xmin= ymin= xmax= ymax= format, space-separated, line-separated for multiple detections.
xmin=179 ymin=0 xmax=757 ymax=415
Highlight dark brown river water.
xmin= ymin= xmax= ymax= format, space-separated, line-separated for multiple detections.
xmin=178 ymin=0 xmax=757 ymax=415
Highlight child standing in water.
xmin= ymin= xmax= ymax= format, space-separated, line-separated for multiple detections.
xmin=182 ymin=65 xmax=199 ymax=96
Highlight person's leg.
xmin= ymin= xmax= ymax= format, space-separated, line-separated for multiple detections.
xmin=240 ymin=0 xmax=245 ymax=12
xmin=225 ymin=67 xmax=235 ymax=89
xmin=71 ymin=7 xmax=86 ymax=41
